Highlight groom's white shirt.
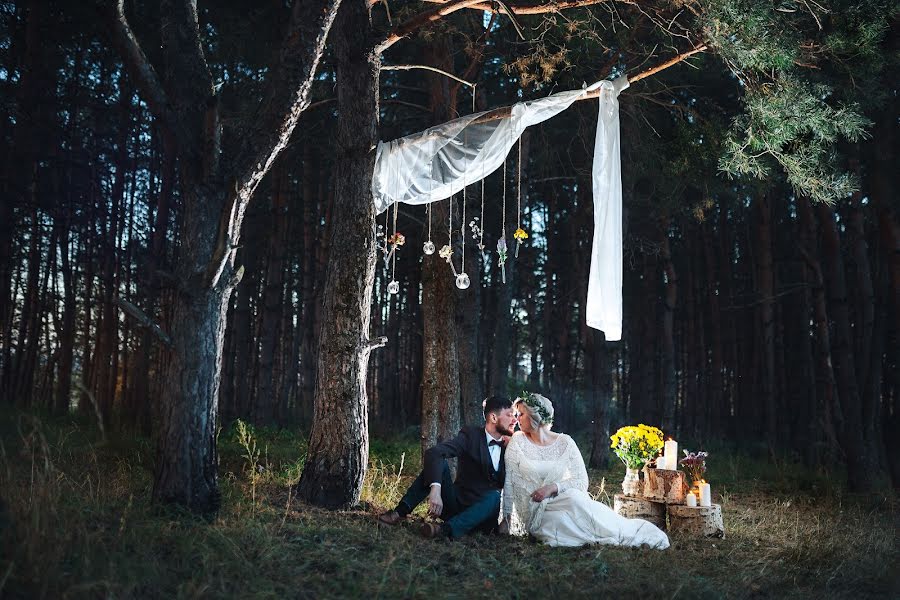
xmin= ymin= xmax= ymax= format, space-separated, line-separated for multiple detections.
xmin=485 ymin=430 xmax=502 ymax=471
xmin=430 ymin=429 xmax=501 ymax=489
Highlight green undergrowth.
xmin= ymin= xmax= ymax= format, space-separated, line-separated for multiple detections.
xmin=0 ymin=410 xmax=896 ymax=599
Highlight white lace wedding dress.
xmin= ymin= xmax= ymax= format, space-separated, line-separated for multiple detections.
xmin=502 ymin=431 xmax=670 ymax=549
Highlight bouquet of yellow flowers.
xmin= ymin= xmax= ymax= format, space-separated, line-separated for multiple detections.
xmin=609 ymin=424 xmax=665 ymax=469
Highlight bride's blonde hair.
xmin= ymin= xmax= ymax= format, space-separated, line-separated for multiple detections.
xmin=515 ymin=393 xmax=554 ymax=430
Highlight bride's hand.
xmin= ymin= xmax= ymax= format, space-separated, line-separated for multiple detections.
xmin=530 ymin=484 xmax=558 ymax=502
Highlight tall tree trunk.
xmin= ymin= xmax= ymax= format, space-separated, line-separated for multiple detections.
xmin=55 ymin=203 xmax=76 ymax=415
xmin=701 ymin=221 xmax=724 ymax=434
xmin=816 ymin=202 xmax=886 ymax=491
xmin=587 ymin=330 xmax=612 ymax=468
xmin=296 ymin=0 xmax=379 ymax=509
xmin=659 ymin=219 xmax=677 ymax=433
xmin=419 ymin=33 xmax=462 ymax=453
xmin=255 ymin=165 xmax=289 ymax=426
xmin=106 ymin=0 xmax=342 ymax=513
xmin=754 ymin=193 xmax=777 ymax=447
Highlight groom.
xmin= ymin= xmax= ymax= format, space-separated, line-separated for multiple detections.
xmin=377 ymin=395 xmax=516 ymax=539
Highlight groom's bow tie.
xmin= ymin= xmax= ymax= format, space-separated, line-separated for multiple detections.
xmin=489 ymin=439 xmax=502 ymax=447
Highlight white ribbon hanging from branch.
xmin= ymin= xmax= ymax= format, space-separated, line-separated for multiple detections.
xmin=371 ymin=77 xmax=628 ymax=341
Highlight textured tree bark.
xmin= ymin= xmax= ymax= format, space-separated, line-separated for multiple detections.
xmin=613 ymin=494 xmax=666 ymax=529
xmin=296 ymin=0 xmax=379 ymax=509
xmin=421 ymin=196 xmax=462 ymax=454
xmin=643 ymin=467 xmax=688 ymax=504
xmin=419 ymin=33 xmax=462 ymax=453
xmin=109 ymin=0 xmax=341 ymax=513
xmin=668 ymin=504 xmax=724 ymax=538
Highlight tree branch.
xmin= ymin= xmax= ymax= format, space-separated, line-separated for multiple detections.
xmin=376 ymin=0 xmax=485 ymax=54
xmin=107 ymin=0 xmax=177 ymax=135
xmin=362 ymin=336 xmax=389 ymax=353
xmin=467 ymin=44 xmax=708 ymax=124
xmin=160 ymin=0 xmax=218 ymax=178
xmin=628 ymin=43 xmax=707 ymax=83
xmin=204 ymin=0 xmax=342 ymax=290
xmin=423 ymin=0 xmax=611 ymax=15
xmin=115 ymin=298 xmax=173 ymax=347
xmin=382 ymin=64 xmax=476 ymax=89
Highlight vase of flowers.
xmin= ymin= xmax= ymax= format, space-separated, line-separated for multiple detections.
xmin=610 ymin=424 xmax=665 ymax=496
xmin=680 ymin=450 xmax=708 ymax=492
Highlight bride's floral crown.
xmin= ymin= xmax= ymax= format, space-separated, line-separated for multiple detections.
xmin=515 ymin=391 xmax=554 ymax=426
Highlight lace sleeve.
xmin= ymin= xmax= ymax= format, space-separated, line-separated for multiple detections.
xmin=555 ymin=435 xmax=589 ymax=495
xmin=501 ymin=434 xmax=533 ymax=536
xmin=501 ymin=436 xmax=518 ymax=519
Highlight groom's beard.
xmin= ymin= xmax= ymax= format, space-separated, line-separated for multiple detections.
xmin=497 ymin=423 xmax=515 ymax=437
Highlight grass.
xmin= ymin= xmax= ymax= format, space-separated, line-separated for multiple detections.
xmin=0 ymin=409 xmax=897 ymax=599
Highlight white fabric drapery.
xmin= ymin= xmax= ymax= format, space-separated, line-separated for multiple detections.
xmin=371 ymin=78 xmax=628 ymax=341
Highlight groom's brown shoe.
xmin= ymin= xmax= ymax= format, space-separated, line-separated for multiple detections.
xmin=377 ymin=510 xmax=403 ymax=526
xmin=420 ymin=522 xmax=445 ymax=539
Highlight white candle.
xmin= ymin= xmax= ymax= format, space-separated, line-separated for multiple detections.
xmin=655 ymin=457 xmax=666 ymax=470
xmin=699 ymin=483 xmax=711 ymax=507
xmin=685 ymin=492 xmax=697 ymax=507
xmin=664 ymin=439 xmax=678 ymax=470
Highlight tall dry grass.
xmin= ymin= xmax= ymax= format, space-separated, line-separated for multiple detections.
xmin=0 ymin=410 xmax=896 ymax=599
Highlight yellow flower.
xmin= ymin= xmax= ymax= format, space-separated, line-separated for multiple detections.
xmin=514 ymin=228 xmax=529 ymax=241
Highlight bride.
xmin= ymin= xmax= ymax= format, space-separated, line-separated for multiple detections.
xmin=500 ymin=393 xmax=669 ymax=549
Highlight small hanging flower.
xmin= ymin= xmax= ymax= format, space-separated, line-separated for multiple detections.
xmin=387 ymin=232 xmax=405 ymax=247
xmin=439 ymin=244 xmax=453 ymax=261
xmin=469 ymin=218 xmax=482 ymax=241
xmin=513 ymin=227 xmax=528 ymax=258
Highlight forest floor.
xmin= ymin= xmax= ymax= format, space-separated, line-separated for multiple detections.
xmin=0 ymin=410 xmax=897 ymax=599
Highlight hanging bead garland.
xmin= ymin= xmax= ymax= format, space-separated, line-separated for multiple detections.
xmin=440 ymin=193 xmax=458 ymax=276
xmin=424 ymin=160 xmax=435 ymax=255
xmin=387 ymin=200 xmax=403 ymax=294
xmin=497 ymin=153 xmax=508 ymax=284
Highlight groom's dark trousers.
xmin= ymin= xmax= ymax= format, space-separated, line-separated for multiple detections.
xmin=394 ymin=426 xmax=504 ymax=538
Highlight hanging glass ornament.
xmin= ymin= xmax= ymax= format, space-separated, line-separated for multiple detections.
xmin=456 ymin=272 xmax=470 ymax=290
xmin=497 ymin=236 xmax=508 ymax=284
xmin=387 ymin=280 xmax=400 ymax=295
xmin=424 ymin=200 xmax=435 ymax=256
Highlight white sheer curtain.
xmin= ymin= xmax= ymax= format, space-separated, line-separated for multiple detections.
xmin=371 ymin=77 xmax=628 ymax=341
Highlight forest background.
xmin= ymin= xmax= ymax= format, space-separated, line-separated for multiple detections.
xmin=0 ymin=0 xmax=898 ymax=597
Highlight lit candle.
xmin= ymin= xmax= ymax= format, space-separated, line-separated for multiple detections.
xmin=699 ymin=483 xmax=711 ymax=507
xmin=685 ymin=492 xmax=697 ymax=507
xmin=664 ymin=439 xmax=678 ymax=470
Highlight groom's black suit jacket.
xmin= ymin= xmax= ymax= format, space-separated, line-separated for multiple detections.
xmin=423 ymin=426 xmax=505 ymax=507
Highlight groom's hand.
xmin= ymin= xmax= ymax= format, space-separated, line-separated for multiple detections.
xmin=427 ymin=487 xmax=443 ymax=516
